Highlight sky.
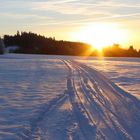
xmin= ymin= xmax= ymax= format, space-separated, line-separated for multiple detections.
xmin=0 ymin=0 xmax=140 ymax=50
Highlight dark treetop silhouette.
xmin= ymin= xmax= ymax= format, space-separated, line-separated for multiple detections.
xmin=0 ymin=38 xmax=5 ymax=54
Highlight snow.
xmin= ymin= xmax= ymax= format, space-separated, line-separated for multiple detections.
xmin=74 ymin=57 xmax=140 ymax=100
xmin=4 ymin=46 xmax=19 ymax=53
xmin=0 ymin=54 xmax=67 ymax=139
xmin=0 ymin=54 xmax=140 ymax=140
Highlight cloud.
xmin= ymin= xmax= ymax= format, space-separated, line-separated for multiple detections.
xmin=1 ymin=0 xmax=140 ymax=22
xmin=0 ymin=12 xmax=52 ymax=20
xmin=0 ymin=0 xmax=140 ymax=36
xmin=29 ymin=0 xmax=140 ymax=22
xmin=30 ymin=1 xmax=111 ymax=15
xmin=27 ymin=0 xmax=140 ymax=27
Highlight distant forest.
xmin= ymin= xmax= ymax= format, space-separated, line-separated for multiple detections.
xmin=2 ymin=31 xmax=140 ymax=57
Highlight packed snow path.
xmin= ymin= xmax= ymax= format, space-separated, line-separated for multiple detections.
xmin=62 ymin=60 xmax=140 ymax=140
xmin=30 ymin=60 xmax=140 ymax=140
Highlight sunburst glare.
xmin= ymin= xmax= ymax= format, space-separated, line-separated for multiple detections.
xmin=72 ymin=22 xmax=128 ymax=51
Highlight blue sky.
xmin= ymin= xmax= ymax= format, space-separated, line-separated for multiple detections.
xmin=0 ymin=0 xmax=140 ymax=49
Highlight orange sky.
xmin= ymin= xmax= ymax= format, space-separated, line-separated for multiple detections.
xmin=0 ymin=0 xmax=140 ymax=50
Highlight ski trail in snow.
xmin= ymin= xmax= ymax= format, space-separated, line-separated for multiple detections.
xmin=20 ymin=59 xmax=140 ymax=140
xmin=63 ymin=60 xmax=140 ymax=140
xmin=19 ymin=93 xmax=67 ymax=139
xmin=26 ymin=89 xmax=84 ymax=140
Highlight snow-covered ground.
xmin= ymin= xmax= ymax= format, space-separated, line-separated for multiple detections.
xmin=0 ymin=54 xmax=140 ymax=140
xmin=74 ymin=57 xmax=140 ymax=100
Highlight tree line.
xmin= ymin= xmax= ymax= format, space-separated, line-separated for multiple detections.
xmin=102 ymin=44 xmax=140 ymax=57
xmin=3 ymin=31 xmax=91 ymax=55
xmin=2 ymin=31 xmax=140 ymax=57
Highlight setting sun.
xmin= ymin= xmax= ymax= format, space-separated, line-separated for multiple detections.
xmin=72 ymin=23 xmax=128 ymax=50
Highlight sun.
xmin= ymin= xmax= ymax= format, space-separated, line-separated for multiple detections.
xmin=72 ymin=22 xmax=128 ymax=50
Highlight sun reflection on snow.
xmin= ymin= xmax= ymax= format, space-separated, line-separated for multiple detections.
xmin=59 ymin=102 xmax=72 ymax=111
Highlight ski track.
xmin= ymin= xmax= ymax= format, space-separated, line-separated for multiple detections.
xmin=1 ymin=56 xmax=140 ymax=140
xmin=21 ymin=59 xmax=140 ymax=140
xmin=20 ymin=93 xmax=67 ymax=139
xmin=62 ymin=60 xmax=140 ymax=140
